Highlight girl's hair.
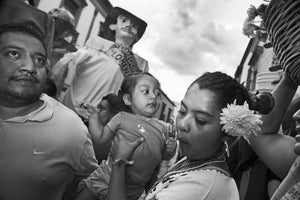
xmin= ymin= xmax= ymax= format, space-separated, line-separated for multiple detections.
xmin=118 ymin=72 xmax=161 ymax=112
xmin=191 ymin=71 xmax=274 ymax=114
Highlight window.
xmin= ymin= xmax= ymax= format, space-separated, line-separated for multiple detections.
xmin=159 ymin=103 xmax=166 ymax=121
xmin=166 ymin=108 xmax=173 ymax=123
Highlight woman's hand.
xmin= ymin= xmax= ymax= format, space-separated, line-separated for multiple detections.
xmin=110 ymin=134 xmax=144 ymax=161
xmin=107 ymin=134 xmax=144 ymax=200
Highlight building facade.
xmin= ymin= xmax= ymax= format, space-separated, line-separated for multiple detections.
xmin=234 ymin=38 xmax=282 ymax=94
xmin=38 ymin=0 xmax=112 ymax=48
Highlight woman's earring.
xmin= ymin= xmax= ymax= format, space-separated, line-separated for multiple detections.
xmin=224 ymin=140 xmax=230 ymax=157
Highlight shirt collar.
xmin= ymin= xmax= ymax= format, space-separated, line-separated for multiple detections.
xmin=4 ymin=94 xmax=54 ymax=123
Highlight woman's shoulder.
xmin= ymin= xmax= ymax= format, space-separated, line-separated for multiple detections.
xmin=184 ymin=167 xmax=234 ymax=183
xmin=146 ymin=168 xmax=238 ymax=200
xmin=178 ymin=169 xmax=238 ymax=198
xmin=198 ymin=169 xmax=239 ymax=200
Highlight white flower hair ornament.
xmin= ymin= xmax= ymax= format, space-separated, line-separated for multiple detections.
xmin=220 ymin=101 xmax=263 ymax=143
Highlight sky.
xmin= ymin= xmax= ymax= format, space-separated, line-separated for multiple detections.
xmin=110 ymin=0 xmax=263 ymax=103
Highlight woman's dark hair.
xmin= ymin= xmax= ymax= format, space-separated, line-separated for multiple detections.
xmin=191 ymin=71 xmax=274 ymax=114
xmin=118 ymin=72 xmax=160 ymax=112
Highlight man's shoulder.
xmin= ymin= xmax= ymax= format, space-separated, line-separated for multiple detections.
xmin=42 ymin=94 xmax=85 ymax=126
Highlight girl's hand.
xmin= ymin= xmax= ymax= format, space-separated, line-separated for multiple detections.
xmin=82 ymin=103 xmax=97 ymax=114
xmin=79 ymin=102 xmax=97 ymax=121
xmin=165 ymin=138 xmax=177 ymax=155
xmin=162 ymin=138 xmax=178 ymax=160
xmin=110 ymin=134 xmax=144 ymax=161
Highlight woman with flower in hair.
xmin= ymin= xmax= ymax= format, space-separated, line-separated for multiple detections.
xmin=104 ymin=71 xmax=273 ymax=200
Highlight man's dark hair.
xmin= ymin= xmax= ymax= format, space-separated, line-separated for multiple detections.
xmin=0 ymin=22 xmax=47 ymax=56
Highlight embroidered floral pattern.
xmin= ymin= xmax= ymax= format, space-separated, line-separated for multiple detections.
xmin=280 ymin=182 xmax=300 ymax=200
xmin=137 ymin=124 xmax=146 ymax=133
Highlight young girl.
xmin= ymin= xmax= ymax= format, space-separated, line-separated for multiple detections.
xmin=76 ymin=72 xmax=177 ymax=200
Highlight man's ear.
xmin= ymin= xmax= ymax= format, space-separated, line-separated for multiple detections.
xmin=109 ymin=24 xmax=117 ymax=31
xmin=123 ymin=94 xmax=132 ymax=106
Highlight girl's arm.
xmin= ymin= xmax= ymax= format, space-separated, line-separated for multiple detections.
xmin=107 ymin=134 xmax=144 ymax=200
xmin=250 ymin=75 xmax=298 ymax=179
xmin=88 ymin=110 xmax=114 ymax=145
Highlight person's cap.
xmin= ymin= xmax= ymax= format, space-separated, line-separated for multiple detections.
xmin=100 ymin=6 xmax=147 ymax=44
xmin=0 ymin=0 xmax=54 ymax=57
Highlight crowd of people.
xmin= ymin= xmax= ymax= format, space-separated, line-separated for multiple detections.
xmin=1 ymin=0 xmax=300 ymax=200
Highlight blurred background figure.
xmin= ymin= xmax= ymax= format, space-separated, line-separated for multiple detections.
xmin=48 ymin=7 xmax=78 ymax=66
xmin=92 ymin=93 xmax=127 ymax=163
xmin=46 ymin=8 xmax=78 ymax=99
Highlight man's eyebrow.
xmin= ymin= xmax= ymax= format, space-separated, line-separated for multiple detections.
xmin=2 ymin=45 xmax=23 ymax=50
xmin=35 ymin=51 xmax=46 ymax=58
xmin=2 ymin=45 xmax=46 ymax=57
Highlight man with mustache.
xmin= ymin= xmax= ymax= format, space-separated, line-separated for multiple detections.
xmin=50 ymin=7 xmax=148 ymax=121
xmin=0 ymin=1 xmax=98 ymax=200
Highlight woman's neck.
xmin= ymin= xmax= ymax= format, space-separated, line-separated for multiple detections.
xmin=188 ymin=143 xmax=225 ymax=163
